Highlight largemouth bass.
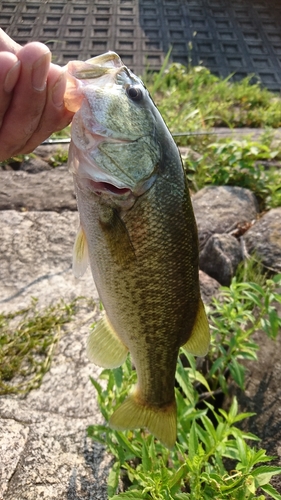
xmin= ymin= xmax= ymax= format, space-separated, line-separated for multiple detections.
xmin=64 ymin=52 xmax=210 ymax=449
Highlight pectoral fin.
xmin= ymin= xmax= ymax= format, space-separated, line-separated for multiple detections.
xmin=73 ymin=225 xmax=89 ymax=278
xmin=109 ymin=389 xmax=177 ymax=449
xmin=87 ymin=314 xmax=128 ymax=368
xmin=182 ymin=298 xmax=210 ymax=357
xmin=99 ymin=206 xmax=136 ymax=267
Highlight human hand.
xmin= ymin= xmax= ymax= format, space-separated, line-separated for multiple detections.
xmin=0 ymin=29 xmax=74 ymax=162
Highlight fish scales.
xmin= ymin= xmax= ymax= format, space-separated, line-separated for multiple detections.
xmin=65 ymin=52 xmax=210 ymax=448
xmin=76 ymin=153 xmax=199 ymax=405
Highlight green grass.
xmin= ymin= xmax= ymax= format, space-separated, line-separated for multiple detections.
xmin=145 ymin=64 xmax=281 ymax=141
xmin=48 ymin=147 xmax=69 ymax=167
xmin=0 ymin=298 xmax=77 ymax=395
xmin=88 ymin=274 xmax=281 ymax=499
xmin=145 ymin=62 xmax=281 ymax=210
xmin=0 ymin=153 xmax=35 ymax=169
xmin=183 ymin=137 xmax=281 ymax=209
xmin=235 ymin=254 xmax=268 ymax=286
xmin=146 ymin=62 xmax=281 ymax=210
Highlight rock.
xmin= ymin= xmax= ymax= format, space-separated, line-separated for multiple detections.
xmin=0 ymin=420 xmax=29 ymax=499
xmin=179 ymin=146 xmax=202 ymax=163
xmin=0 ymin=167 xmax=76 ymax=212
xmin=35 ymin=144 xmax=69 ymax=163
xmin=199 ymin=233 xmax=243 ymax=285
xmin=244 ymin=207 xmax=281 ymax=273
xmin=0 ymin=309 xmax=110 ymax=500
xmin=199 ymin=270 xmax=221 ymax=304
xmin=0 ymin=210 xmax=99 ymax=313
xmin=19 ymin=156 xmax=52 ymax=173
xmin=0 ymin=210 xmax=109 ymax=499
xmin=0 ymin=156 xmax=51 ymax=173
xmin=192 ymin=186 xmax=259 ymax=247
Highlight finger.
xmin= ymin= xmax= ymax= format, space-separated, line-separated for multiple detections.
xmin=0 ymin=52 xmax=21 ymax=126
xmin=21 ymin=63 xmax=74 ymax=153
xmin=0 ymin=28 xmax=21 ymax=53
xmin=0 ymin=42 xmax=51 ymax=161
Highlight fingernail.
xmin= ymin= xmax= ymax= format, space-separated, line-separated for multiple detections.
xmin=52 ymin=72 xmax=66 ymax=107
xmin=4 ymin=60 xmax=21 ymax=93
xmin=32 ymin=51 xmax=51 ymax=91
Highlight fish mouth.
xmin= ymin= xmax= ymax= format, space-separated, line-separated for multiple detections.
xmin=83 ymin=177 xmax=137 ymax=210
xmin=88 ymin=179 xmax=132 ymax=197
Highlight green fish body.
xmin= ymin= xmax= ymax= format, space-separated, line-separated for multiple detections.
xmin=65 ymin=52 xmax=209 ymax=448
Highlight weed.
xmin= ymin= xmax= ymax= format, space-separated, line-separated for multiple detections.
xmin=0 ymin=153 xmax=34 ymax=169
xmin=48 ymin=147 xmax=69 ymax=167
xmin=184 ymin=138 xmax=281 ymax=209
xmin=88 ymin=275 xmax=281 ymax=499
xmin=0 ymin=298 xmax=77 ymax=395
xmin=207 ymin=275 xmax=281 ymax=394
xmin=146 ymin=62 xmax=281 ymax=209
xmin=235 ymin=254 xmax=267 ymax=286
xmin=143 ymin=64 xmax=281 ymax=149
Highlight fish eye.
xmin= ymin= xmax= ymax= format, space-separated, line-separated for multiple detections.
xmin=126 ymin=85 xmax=143 ymax=101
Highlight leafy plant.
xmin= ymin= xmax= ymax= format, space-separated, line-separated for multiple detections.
xmin=88 ymin=275 xmax=281 ymax=499
xmin=184 ymin=138 xmax=281 ymax=208
xmin=206 ymin=275 xmax=281 ymax=394
xmin=235 ymin=254 xmax=267 ymax=286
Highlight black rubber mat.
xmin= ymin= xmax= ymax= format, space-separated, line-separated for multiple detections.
xmin=2 ymin=0 xmax=281 ymax=91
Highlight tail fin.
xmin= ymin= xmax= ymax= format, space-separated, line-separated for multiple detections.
xmin=109 ymin=390 xmax=177 ymax=449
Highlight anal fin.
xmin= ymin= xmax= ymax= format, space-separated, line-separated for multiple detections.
xmin=109 ymin=389 xmax=177 ymax=449
xmin=87 ymin=314 xmax=128 ymax=368
xmin=182 ymin=298 xmax=210 ymax=357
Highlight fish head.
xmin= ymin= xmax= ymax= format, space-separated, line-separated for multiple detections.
xmin=65 ymin=51 xmax=161 ymax=209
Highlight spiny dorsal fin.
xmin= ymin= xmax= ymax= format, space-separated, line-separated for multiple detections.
xmin=73 ymin=225 xmax=89 ymax=278
xmin=87 ymin=314 xmax=128 ymax=369
xmin=109 ymin=389 xmax=177 ymax=449
xmin=182 ymin=298 xmax=210 ymax=357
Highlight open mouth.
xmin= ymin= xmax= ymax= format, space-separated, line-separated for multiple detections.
xmin=88 ymin=179 xmax=132 ymax=197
